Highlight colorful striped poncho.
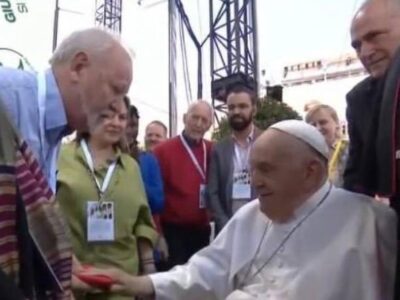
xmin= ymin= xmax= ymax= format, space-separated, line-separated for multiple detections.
xmin=0 ymin=102 xmax=72 ymax=299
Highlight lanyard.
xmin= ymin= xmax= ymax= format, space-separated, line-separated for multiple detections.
xmin=329 ymin=139 xmax=345 ymax=177
xmin=239 ymin=183 xmax=333 ymax=287
xmin=179 ymin=135 xmax=207 ymax=181
xmin=80 ymin=140 xmax=117 ymax=199
xmin=37 ymin=71 xmax=59 ymax=191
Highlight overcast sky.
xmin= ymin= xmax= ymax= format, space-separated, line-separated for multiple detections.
xmin=0 ymin=0 xmax=363 ymax=138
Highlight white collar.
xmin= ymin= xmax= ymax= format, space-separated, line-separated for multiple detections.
xmin=232 ymin=124 xmax=255 ymax=146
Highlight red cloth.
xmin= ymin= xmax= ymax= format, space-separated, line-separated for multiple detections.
xmin=154 ymin=136 xmax=212 ymax=227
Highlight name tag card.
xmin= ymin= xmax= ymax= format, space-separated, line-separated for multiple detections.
xmin=87 ymin=201 xmax=115 ymax=242
xmin=232 ymin=170 xmax=251 ymax=199
xmin=199 ymin=184 xmax=206 ymax=209
xmin=232 ymin=183 xmax=251 ymax=199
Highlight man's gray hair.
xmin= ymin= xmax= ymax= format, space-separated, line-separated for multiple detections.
xmin=50 ymin=28 xmax=120 ymax=65
xmin=187 ymin=100 xmax=215 ymax=123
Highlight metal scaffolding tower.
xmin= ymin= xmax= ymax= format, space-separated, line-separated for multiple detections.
xmin=209 ymin=0 xmax=258 ymax=118
xmin=95 ymin=0 xmax=123 ymax=33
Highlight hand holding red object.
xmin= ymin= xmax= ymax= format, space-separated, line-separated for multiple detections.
xmin=76 ymin=265 xmax=115 ymax=289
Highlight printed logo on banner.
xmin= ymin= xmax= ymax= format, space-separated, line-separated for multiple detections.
xmin=0 ymin=48 xmax=34 ymax=71
xmin=1 ymin=0 xmax=28 ymax=23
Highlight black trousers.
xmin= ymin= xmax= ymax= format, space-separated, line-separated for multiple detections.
xmin=162 ymin=222 xmax=210 ymax=269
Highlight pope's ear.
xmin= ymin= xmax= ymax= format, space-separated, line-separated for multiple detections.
xmin=305 ymin=158 xmax=325 ymax=182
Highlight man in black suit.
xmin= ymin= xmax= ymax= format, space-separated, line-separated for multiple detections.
xmin=345 ymin=0 xmax=400 ymax=193
xmin=345 ymin=0 xmax=400 ymax=297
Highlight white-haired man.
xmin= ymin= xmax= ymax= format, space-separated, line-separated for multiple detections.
xmin=0 ymin=27 xmax=132 ymax=191
xmin=0 ymin=28 xmax=132 ymax=299
xmin=85 ymin=120 xmax=396 ymax=300
xmin=153 ymin=100 xmax=214 ymax=269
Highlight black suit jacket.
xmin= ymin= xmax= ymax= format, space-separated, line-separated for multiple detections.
xmin=343 ymin=77 xmax=382 ymax=195
xmin=344 ymin=48 xmax=400 ymax=197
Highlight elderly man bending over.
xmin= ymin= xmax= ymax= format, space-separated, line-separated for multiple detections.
xmin=85 ymin=120 xmax=397 ymax=300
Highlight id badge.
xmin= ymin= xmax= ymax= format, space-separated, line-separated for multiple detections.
xmin=232 ymin=183 xmax=251 ymax=199
xmin=199 ymin=184 xmax=206 ymax=209
xmin=87 ymin=201 xmax=115 ymax=242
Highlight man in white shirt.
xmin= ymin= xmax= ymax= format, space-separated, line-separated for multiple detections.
xmin=84 ymin=120 xmax=397 ymax=300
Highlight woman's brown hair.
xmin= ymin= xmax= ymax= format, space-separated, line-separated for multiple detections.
xmin=75 ymin=96 xmax=131 ymax=152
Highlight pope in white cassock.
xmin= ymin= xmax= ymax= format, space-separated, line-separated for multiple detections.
xmin=85 ymin=120 xmax=397 ymax=300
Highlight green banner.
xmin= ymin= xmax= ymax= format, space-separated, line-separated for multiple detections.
xmin=1 ymin=0 xmax=28 ymax=23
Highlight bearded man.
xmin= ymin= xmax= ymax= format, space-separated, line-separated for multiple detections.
xmin=207 ymin=84 xmax=262 ymax=233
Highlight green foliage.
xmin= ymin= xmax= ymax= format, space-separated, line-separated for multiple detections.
xmin=212 ymin=96 xmax=302 ymax=142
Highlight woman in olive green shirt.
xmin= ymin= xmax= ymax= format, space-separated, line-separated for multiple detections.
xmin=57 ymin=97 xmax=157 ymax=300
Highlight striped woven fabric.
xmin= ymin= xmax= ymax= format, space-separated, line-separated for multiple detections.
xmin=0 ymin=165 xmax=19 ymax=278
xmin=0 ymin=103 xmax=72 ymax=299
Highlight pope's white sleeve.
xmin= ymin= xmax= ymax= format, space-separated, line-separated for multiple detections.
xmin=149 ymin=220 xmax=237 ymax=300
xmin=338 ymin=201 xmax=398 ymax=300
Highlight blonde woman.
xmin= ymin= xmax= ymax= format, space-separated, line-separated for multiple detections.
xmin=306 ymin=104 xmax=348 ymax=187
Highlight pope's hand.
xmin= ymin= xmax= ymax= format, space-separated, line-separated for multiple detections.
xmin=71 ymin=274 xmax=100 ymax=293
xmin=80 ymin=268 xmax=155 ymax=297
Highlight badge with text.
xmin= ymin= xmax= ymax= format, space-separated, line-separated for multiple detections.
xmin=232 ymin=170 xmax=251 ymax=199
xmin=199 ymin=184 xmax=207 ymax=209
xmin=87 ymin=201 xmax=115 ymax=242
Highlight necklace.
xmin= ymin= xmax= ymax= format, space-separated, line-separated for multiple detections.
xmin=239 ymin=183 xmax=332 ymax=288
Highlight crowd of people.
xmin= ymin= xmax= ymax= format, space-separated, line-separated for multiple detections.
xmin=0 ymin=0 xmax=400 ymax=299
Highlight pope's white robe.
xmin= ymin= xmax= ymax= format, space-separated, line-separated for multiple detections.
xmin=150 ymin=182 xmax=397 ymax=300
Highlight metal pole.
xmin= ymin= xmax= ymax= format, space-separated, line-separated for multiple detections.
xmin=119 ymin=0 xmax=122 ymax=33
xmin=197 ymin=49 xmax=202 ymax=99
xmin=244 ymin=0 xmax=249 ymax=76
xmin=209 ymin=0 xmax=214 ymax=81
xmin=209 ymin=0 xmax=217 ymax=120
xmin=226 ymin=0 xmax=232 ymax=74
xmin=234 ymin=0 xmax=240 ymax=73
xmin=168 ymin=0 xmax=177 ymax=137
xmin=52 ymin=0 xmax=60 ymax=51
xmin=251 ymin=0 xmax=259 ymax=96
